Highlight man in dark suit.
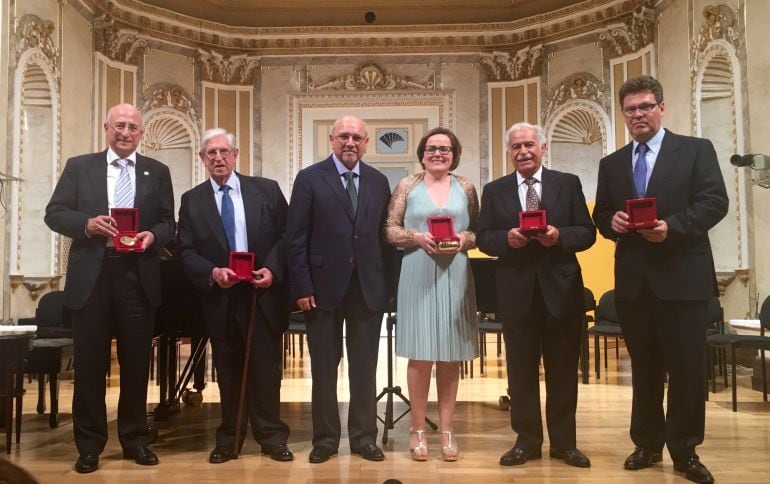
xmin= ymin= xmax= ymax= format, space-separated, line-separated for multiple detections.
xmin=45 ymin=103 xmax=174 ymax=473
xmin=593 ymin=75 xmax=728 ymax=484
xmin=287 ymin=115 xmax=392 ymax=464
xmin=478 ymin=122 xmax=595 ymax=469
xmin=177 ymin=128 xmax=293 ymax=464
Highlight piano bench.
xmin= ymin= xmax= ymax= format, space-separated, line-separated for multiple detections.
xmin=24 ymin=339 xmax=74 ymax=428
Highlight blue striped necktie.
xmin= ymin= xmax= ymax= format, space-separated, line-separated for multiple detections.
xmin=220 ymin=185 xmax=236 ymax=251
xmin=633 ymin=143 xmax=648 ymax=198
xmin=113 ymin=159 xmax=134 ymax=208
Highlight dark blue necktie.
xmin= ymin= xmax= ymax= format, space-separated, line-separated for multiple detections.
xmin=633 ymin=143 xmax=648 ymax=198
xmin=220 ymin=185 xmax=236 ymax=250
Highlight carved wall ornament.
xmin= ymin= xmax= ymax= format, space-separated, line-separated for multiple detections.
xmin=197 ymin=49 xmax=261 ymax=84
xmin=307 ymin=63 xmax=435 ymax=91
xmin=543 ymin=73 xmax=608 ymax=122
xmin=694 ymin=5 xmax=741 ymax=53
xmin=597 ymin=0 xmax=655 ymax=58
xmin=93 ymin=14 xmax=148 ymax=64
xmin=141 ymin=83 xmax=198 ymax=121
xmin=14 ymin=14 xmax=58 ymax=70
xmin=479 ymin=44 xmax=544 ymax=81
xmin=550 ymin=108 xmax=603 ymax=145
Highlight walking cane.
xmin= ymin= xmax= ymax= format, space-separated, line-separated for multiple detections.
xmin=233 ymin=286 xmax=259 ymax=458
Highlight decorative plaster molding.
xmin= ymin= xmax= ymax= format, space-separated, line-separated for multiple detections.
xmin=735 ymin=268 xmax=749 ymax=285
xmin=543 ymin=73 xmax=608 ymax=121
xmin=14 ymin=15 xmax=58 ymax=71
xmin=307 ymin=63 xmax=434 ymax=91
xmin=691 ymin=5 xmax=742 ymax=83
xmin=716 ymin=271 xmax=737 ymax=296
xmin=597 ymin=1 xmax=655 ymax=58
xmin=479 ymin=45 xmax=543 ymax=81
xmin=93 ymin=14 xmax=148 ymax=64
xmin=545 ymin=99 xmax=611 ymax=159
xmin=197 ymin=49 xmax=260 ymax=84
xmin=9 ymin=275 xmax=62 ymax=301
xmin=141 ymin=83 xmax=198 ymax=121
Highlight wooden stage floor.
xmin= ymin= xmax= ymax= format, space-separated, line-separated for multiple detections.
xmin=3 ymin=337 xmax=770 ymax=483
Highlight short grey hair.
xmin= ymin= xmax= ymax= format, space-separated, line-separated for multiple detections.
xmin=200 ymin=128 xmax=236 ymax=153
xmin=504 ymin=122 xmax=546 ymax=153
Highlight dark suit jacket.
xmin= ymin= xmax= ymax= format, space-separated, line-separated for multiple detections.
xmin=287 ymin=156 xmax=392 ymax=311
xmin=593 ymin=129 xmax=729 ymax=301
xmin=477 ymin=168 xmax=595 ymax=319
xmin=44 ymin=150 xmax=175 ymax=310
xmin=177 ymin=173 xmax=290 ymax=337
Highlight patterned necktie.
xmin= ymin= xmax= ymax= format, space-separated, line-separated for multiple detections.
xmin=633 ymin=143 xmax=648 ymax=198
xmin=113 ymin=159 xmax=134 ymax=208
xmin=220 ymin=185 xmax=236 ymax=251
xmin=343 ymin=171 xmax=358 ymax=216
xmin=524 ymin=177 xmax=540 ymax=210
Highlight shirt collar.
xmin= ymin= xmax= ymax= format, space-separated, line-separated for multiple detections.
xmin=209 ymin=172 xmax=240 ymax=194
xmin=332 ymin=153 xmax=360 ymax=176
xmin=516 ymin=165 xmax=543 ymax=186
xmin=106 ymin=148 xmax=137 ymax=165
xmin=633 ymin=128 xmax=665 ymax=156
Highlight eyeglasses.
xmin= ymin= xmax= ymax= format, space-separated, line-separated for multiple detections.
xmin=622 ymin=103 xmax=660 ymax=117
xmin=204 ymin=148 xmax=232 ymax=159
xmin=334 ymin=133 xmax=366 ymax=144
xmin=424 ymin=146 xmax=452 ymax=155
xmin=109 ymin=123 xmax=141 ymax=134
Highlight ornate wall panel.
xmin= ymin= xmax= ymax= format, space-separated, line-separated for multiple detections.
xmin=94 ymin=53 xmax=137 ymax=151
xmin=201 ymin=82 xmax=253 ymax=175
xmin=609 ymin=45 xmax=655 ymax=148
xmin=487 ymin=79 xmax=540 ymax=181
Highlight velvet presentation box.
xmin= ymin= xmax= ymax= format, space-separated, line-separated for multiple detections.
xmin=626 ymin=197 xmax=657 ymax=230
xmin=228 ymin=251 xmax=255 ymax=281
xmin=427 ymin=215 xmax=461 ymax=252
xmin=110 ymin=208 xmax=144 ymax=252
xmin=519 ymin=210 xmax=547 ymax=236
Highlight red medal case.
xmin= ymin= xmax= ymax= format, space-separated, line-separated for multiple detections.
xmin=110 ymin=208 xmax=143 ymax=252
xmin=427 ymin=216 xmax=461 ymax=252
xmin=519 ymin=210 xmax=547 ymax=236
xmin=228 ymin=251 xmax=255 ymax=282
xmin=625 ymin=197 xmax=657 ymax=230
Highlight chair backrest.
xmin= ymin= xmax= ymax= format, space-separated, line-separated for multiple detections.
xmin=705 ymin=296 xmax=724 ymax=332
xmin=34 ymin=291 xmax=69 ymax=328
xmin=583 ymin=287 xmax=596 ymax=312
xmin=470 ymin=258 xmax=498 ymax=314
xmin=760 ymin=295 xmax=770 ymax=333
xmin=595 ymin=290 xmax=619 ymax=326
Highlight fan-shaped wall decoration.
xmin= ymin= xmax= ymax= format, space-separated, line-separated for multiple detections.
xmin=551 ymin=109 xmax=602 ymax=145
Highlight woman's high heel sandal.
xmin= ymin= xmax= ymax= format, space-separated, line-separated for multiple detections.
xmin=440 ymin=431 xmax=458 ymax=461
xmin=409 ymin=429 xmax=429 ymax=461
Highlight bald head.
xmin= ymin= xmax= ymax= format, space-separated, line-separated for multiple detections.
xmin=104 ymin=103 xmax=144 ymax=158
xmin=330 ymin=115 xmax=369 ymax=170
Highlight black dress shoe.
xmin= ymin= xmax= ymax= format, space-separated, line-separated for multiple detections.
xmin=550 ymin=447 xmax=591 ymax=468
xmin=209 ymin=446 xmax=237 ymax=464
xmin=74 ymin=454 xmax=99 ymax=474
xmin=351 ymin=443 xmax=385 ymax=461
xmin=499 ymin=446 xmax=542 ymax=466
xmin=623 ymin=446 xmax=663 ymax=470
xmin=261 ymin=443 xmax=294 ymax=462
xmin=673 ymin=455 xmax=714 ymax=484
xmin=122 ymin=445 xmax=159 ymax=466
xmin=309 ymin=445 xmax=337 ymax=464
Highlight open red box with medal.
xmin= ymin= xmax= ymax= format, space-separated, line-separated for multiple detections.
xmin=228 ymin=251 xmax=255 ymax=282
xmin=519 ymin=210 xmax=547 ymax=236
xmin=110 ymin=208 xmax=144 ymax=252
xmin=626 ymin=197 xmax=657 ymax=230
xmin=427 ymin=216 xmax=461 ymax=252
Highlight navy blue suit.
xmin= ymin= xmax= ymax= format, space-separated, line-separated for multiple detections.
xmin=287 ymin=156 xmax=392 ymax=449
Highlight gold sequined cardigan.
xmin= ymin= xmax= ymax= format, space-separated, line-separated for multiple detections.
xmin=384 ymin=172 xmax=479 ymax=250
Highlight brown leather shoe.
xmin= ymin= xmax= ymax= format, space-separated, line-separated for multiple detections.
xmin=499 ymin=446 xmax=542 ymax=466
xmin=624 ymin=447 xmax=663 ymax=470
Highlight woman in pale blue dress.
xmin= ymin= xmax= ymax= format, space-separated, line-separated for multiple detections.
xmin=385 ymin=127 xmax=479 ymax=462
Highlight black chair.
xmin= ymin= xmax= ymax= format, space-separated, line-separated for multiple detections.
xmin=283 ymin=312 xmax=307 ymax=367
xmin=18 ymin=291 xmax=74 ymax=428
xmin=707 ymin=295 xmax=770 ymax=412
xmin=580 ymin=287 xmax=596 ymax=384
xmin=470 ymin=258 xmax=502 ymax=375
xmin=587 ymin=290 xmax=623 ymax=381
xmin=702 ymin=296 xmax=725 ymax=399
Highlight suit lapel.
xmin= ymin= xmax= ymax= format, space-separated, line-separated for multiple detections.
xmin=320 ymin=157 xmax=355 ymax=222
xmin=615 ymin=143 xmax=637 ymax=199
xmin=198 ymin=180 xmax=229 ymax=251
xmin=540 ymin=168 xmax=560 ymax=213
xmin=497 ymin=174 xmax=521 ymax=226
xmin=134 ymin=155 xmax=150 ymax=211
xmin=239 ymin=173 xmax=263 ymax=251
xmin=86 ymin=151 xmax=109 ymax=214
xmin=356 ymin=162 xmax=373 ymax=222
xmin=645 ymin=129 xmax=677 ymax=197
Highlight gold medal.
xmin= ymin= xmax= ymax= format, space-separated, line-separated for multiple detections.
xmin=120 ymin=235 xmax=136 ymax=247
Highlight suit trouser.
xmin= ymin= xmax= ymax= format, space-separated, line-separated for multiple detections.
xmin=70 ymin=253 xmax=154 ymax=455
xmin=209 ymin=286 xmax=289 ymax=450
xmin=304 ymin=270 xmax=383 ymax=449
xmin=616 ymin=279 xmax=708 ymax=460
xmin=502 ymin=285 xmax=582 ymax=451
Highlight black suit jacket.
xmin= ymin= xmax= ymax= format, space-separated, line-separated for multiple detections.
xmin=477 ymin=168 xmax=595 ymax=319
xmin=287 ymin=156 xmax=393 ymax=311
xmin=593 ymin=129 xmax=729 ymax=301
xmin=45 ymin=150 xmax=175 ymax=310
xmin=177 ymin=173 xmax=290 ymax=337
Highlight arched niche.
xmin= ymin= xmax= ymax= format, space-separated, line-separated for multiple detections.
xmin=141 ymin=107 xmax=201 ymax=214
xmin=545 ymin=100 xmax=612 ymax=202
xmin=693 ymin=39 xmax=746 ymax=274
xmin=10 ymin=48 xmax=59 ymax=278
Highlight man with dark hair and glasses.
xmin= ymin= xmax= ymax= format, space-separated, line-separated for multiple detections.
xmin=287 ymin=115 xmax=393 ymax=464
xmin=177 ymin=128 xmax=293 ymax=464
xmin=45 ymin=103 xmax=175 ymax=473
xmin=593 ymin=75 xmax=728 ymax=484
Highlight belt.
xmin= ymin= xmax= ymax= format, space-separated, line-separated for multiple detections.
xmin=105 ymin=248 xmax=138 ymax=258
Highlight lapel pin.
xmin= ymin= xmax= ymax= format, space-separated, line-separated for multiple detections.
xmin=144 ymin=171 xmax=149 ymax=175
